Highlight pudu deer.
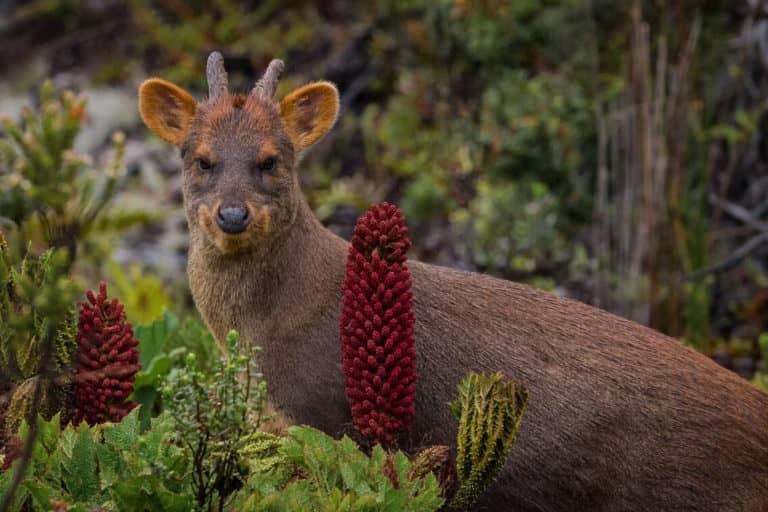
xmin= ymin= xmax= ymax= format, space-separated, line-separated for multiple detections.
xmin=138 ymin=53 xmax=768 ymax=511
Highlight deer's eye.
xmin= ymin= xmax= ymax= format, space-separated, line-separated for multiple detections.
xmin=197 ymin=158 xmax=212 ymax=172
xmin=258 ymin=157 xmax=277 ymax=173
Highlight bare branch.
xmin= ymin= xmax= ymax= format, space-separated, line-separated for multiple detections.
xmin=687 ymin=231 xmax=768 ymax=281
xmin=708 ymin=192 xmax=768 ymax=233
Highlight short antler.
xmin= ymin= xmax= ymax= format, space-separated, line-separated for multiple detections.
xmin=207 ymin=51 xmax=229 ymax=99
xmin=251 ymin=59 xmax=285 ymax=100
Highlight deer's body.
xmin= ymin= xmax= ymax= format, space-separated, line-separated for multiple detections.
xmin=140 ymin=54 xmax=768 ymax=511
xmin=190 ymin=200 xmax=768 ymax=511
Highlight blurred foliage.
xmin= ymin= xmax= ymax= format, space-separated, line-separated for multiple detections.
xmin=127 ymin=0 xmax=318 ymax=87
xmin=0 ymin=82 xmax=120 ymax=259
xmin=0 ymin=81 xmax=152 ymax=270
xmin=108 ymin=261 xmax=171 ymax=325
xmin=754 ymin=333 xmax=768 ymax=392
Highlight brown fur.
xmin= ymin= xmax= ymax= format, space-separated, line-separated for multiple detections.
xmin=139 ymin=73 xmax=768 ymax=511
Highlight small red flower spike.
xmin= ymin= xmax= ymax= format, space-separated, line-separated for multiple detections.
xmin=72 ymin=282 xmax=140 ymax=425
xmin=341 ymin=202 xmax=416 ymax=446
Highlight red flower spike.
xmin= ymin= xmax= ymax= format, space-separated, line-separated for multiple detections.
xmin=341 ymin=202 xmax=416 ymax=446
xmin=71 ymin=282 xmax=141 ymax=425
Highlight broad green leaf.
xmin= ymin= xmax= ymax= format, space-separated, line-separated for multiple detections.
xmin=133 ymin=353 xmax=172 ymax=388
xmin=131 ymin=386 xmax=159 ymax=429
xmin=57 ymin=426 xmax=77 ymax=459
xmin=134 ymin=311 xmax=178 ymax=368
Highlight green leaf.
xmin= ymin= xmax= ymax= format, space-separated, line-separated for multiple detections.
xmin=132 ymin=386 xmax=160 ymax=429
xmin=95 ymin=441 xmax=124 ymax=490
xmin=134 ymin=311 xmax=178 ymax=368
xmin=103 ymin=407 xmax=140 ymax=448
xmin=0 ymin=462 xmax=30 ymax=512
xmin=62 ymin=423 xmax=99 ymax=502
xmin=22 ymin=479 xmax=55 ymax=512
xmin=133 ymin=353 xmax=173 ymax=388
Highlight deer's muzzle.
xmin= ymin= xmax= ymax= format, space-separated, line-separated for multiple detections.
xmin=216 ymin=204 xmax=250 ymax=234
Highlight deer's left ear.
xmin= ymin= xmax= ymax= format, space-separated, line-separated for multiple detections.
xmin=138 ymin=78 xmax=197 ymax=146
xmin=279 ymin=81 xmax=339 ymax=154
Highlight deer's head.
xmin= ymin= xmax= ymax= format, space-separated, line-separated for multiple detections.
xmin=138 ymin=52 xmax=339 ymax=255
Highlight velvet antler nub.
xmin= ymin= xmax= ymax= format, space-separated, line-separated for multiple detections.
xmin=207 ymin=51 xmax=229 ymax=99
xmin=251 ymin=59 xmax=285 ymax=100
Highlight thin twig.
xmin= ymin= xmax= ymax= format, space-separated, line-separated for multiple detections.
xmin=709 ymin=192 xmax=768 ymax=232
xmin=687 ymin=231 xmax=768 ymax=281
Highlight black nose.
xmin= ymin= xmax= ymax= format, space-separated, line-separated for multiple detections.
xmin=216 ymin=205 xmax=250 ymax=234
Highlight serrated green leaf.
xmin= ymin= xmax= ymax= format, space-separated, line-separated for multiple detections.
xmin=353 ymin=494 xmax=378 ymax=511
xmin=62 ymin=423 xmax=99 ymax=502
xmin=36 ymin=413 xmax=61 ymax=453
xmin=94 ymin=441 xmax=124 ymax=490
xmin=57 ymin=426 xmax=77 ymax=459
xmin=103 ymin=407 xmax=140 ymax=448
xmin=340 ymin=462 xmax=360 ymax=494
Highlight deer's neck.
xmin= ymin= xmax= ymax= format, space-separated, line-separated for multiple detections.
xmin=188 ymin=199 xmax=348 ymax=347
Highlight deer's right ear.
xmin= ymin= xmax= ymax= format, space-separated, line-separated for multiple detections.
xmin=138 ymin=79 xmax=196 ymax=146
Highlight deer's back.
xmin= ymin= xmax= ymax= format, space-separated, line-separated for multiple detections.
xmin=408 ymin=261 xmax=768 ymax=511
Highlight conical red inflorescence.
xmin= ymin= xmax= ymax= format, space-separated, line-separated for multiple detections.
xmin=341 ymin=202 xmax=416 ymax=446
xmin=71 ymin=282 xmax=140 ymax=425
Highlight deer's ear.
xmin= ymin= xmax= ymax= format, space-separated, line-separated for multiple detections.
xmin=280 ymin=81 xmax=339 ymax=153
xmin=138 ymin=78 xmax=196 ymax=146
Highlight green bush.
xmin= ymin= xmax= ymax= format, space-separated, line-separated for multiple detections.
xmin=238 ymin=427 xmax=443 ymax=512
xmin=0 ymin=329 xmax=446 ymax=512
xmin=0 ymin=411 xmax=192 ymax=512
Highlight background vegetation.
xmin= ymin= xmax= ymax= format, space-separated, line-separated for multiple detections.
xmin=4 ymin=0 xmax=768 ymax=381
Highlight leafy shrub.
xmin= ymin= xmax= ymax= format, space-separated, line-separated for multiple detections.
xmin=0 ymin=81 xmax=131 ymax=264
xmin=0 ymin=245 xmax=80 ymax=437
xmin=0 ymin=411 xmax=192 ymax=512
xmin=161 ymin=330 xmax=267 ymax=511
xmin=236 ymin=426 xmax=443 ymax=512
xmin=0 ymin=328 xmax=446 ymax=512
